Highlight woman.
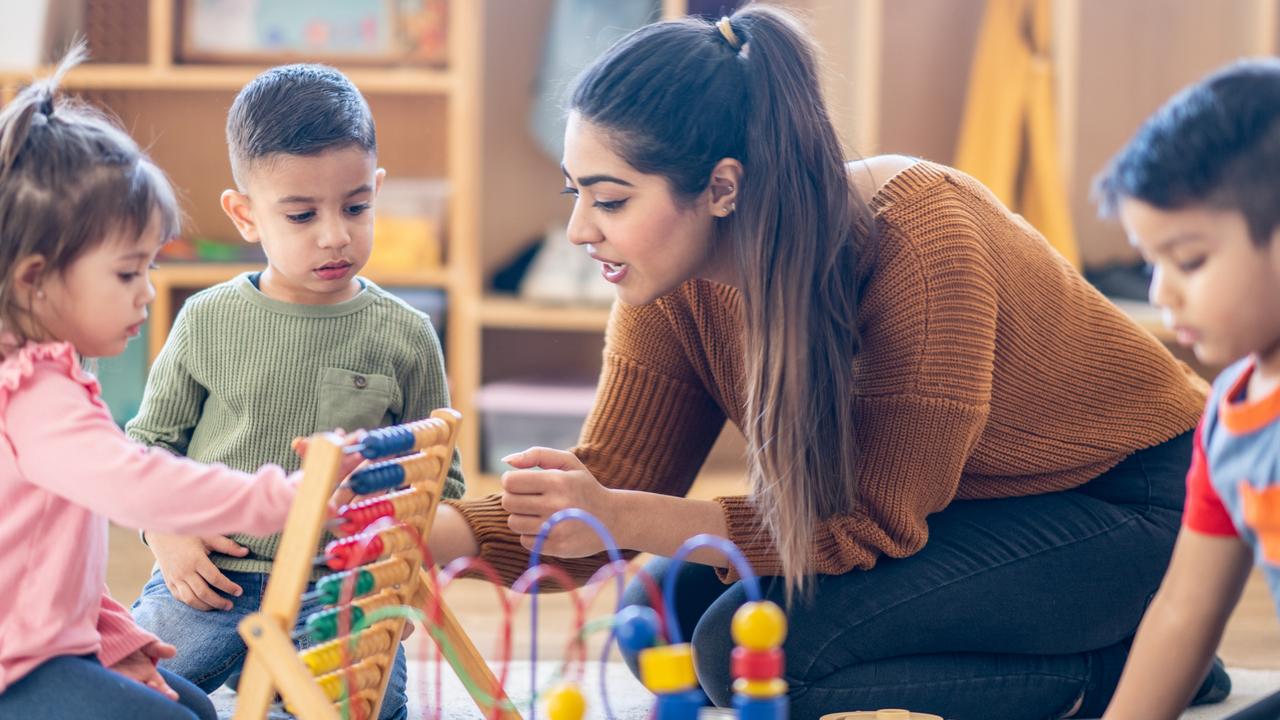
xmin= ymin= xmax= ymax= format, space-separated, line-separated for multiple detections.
xmin=429 ymin=7 xmax=1225 ymax=718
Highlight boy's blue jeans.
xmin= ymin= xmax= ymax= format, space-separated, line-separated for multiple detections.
xmin=132 ymin=568 xmax=408 ymax=720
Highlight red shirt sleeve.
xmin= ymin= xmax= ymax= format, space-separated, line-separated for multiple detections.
xmin=1183 ymin=421 xmax=1238 ymax=536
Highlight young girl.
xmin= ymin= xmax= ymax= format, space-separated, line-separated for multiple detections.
xmin=423 ymin=7 xmax=1224 ymax=719
xmin=0 ymin=52 xmax=310 ymax=720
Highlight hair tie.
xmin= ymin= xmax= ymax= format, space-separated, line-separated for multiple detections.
xmin=716 ymin=17 xmax=742 ymax=51
xmin=37 ymin=92 xmax=55 ymax=119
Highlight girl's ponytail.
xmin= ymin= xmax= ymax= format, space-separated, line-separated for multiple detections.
xmin=0 ymin=43 xmax=86 ymax=179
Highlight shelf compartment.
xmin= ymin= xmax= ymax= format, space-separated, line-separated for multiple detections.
xmin=478 ymin=296 xmax=611 ymax=332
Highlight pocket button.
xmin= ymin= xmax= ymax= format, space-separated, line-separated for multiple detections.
xmin=352 ymin=374 xmax=368 ymax=389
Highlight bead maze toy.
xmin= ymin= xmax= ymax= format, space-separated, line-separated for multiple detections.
xmin=232 ymin=410 xmax=520 ymax=720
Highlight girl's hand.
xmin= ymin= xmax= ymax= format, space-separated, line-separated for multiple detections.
xmin=292 ymin=430 xmax=368 ymax=508
xmin=500 ymin=447 xmax=620 ymax=557
xmin=109 ymin=640 xmax=179 ymax=701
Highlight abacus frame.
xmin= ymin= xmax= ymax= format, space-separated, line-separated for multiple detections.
xmin=232 ymin=409 xmax=522 ymax=720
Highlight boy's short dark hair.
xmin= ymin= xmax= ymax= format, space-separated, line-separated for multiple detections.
xmin=1095 ymin=58 xmax=1280 ymax=245
xmin=227 ymin=63 xmax=376 ymax=185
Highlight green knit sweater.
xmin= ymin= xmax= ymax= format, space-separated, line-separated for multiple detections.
xmin=127 ymin=273 xmax=464 ymax=576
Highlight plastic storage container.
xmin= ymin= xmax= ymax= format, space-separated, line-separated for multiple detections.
xmin=370 ymin=177 xmax=450 ymax=272
xmin=475 ymin=381 xmax=597 ymax=473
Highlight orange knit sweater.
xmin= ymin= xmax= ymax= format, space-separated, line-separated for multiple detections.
xmin=451 ymin=161 xmax=1206 ymax=585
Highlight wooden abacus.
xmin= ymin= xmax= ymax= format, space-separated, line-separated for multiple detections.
xmin=233 ymin=409 xmax=522 ymax=720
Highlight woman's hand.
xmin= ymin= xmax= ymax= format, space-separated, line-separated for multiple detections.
xmin=500 ymin=447 xmax=620 ymax=557
xmin=108 ymin=640 xmax=179 ymax=700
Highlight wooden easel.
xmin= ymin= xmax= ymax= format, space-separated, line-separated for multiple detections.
xmin=233 ymin=410 xmax=522 ymax=720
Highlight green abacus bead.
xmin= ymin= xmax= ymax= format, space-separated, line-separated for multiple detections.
xmin=307 ymin=605 xmax=366 ymax=642
xmin=317 ymin=569 xmax=377 ymax=605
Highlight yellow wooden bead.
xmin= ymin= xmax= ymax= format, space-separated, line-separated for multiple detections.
xmin=545 ymin=682 xmax=587 ymax=720
xmin=732 ymin=677 xmax=788 ymax=698
xmin=731 ymin=601 xmax=787 ymax=650
xmin=638 ymin=643 xmax=698 ymax=694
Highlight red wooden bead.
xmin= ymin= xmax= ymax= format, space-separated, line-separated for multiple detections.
xmin=731 ymin=646 xmax=783 ymax=680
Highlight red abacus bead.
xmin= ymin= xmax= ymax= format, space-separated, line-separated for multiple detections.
xmin=731 ymin=646 xmax=783 ymax=680
xmin=326 ymin=534 xmax=385 ymax=570
xmin=338 ymin=498 xmax=394 ymax=535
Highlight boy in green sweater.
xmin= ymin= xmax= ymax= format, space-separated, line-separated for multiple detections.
xmin=128 ymin=64 xmax=462 ymax=720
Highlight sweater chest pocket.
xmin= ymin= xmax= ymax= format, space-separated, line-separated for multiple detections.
xmin=314 ymin=367 xmax=396 ymax=433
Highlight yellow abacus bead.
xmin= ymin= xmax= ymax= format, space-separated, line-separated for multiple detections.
xmin=731 ymin=601 xmax=787 ymax=650
xmin=732 ymin=677 xmax=788 ymax=699
xmin=545 ymin=682 xmax=587 ymax=720
xmin=300 ymin=624 xmax=394 ymax=675
xmin=316 ymin=659 xmax=382 ymax=701
xmin=638 ymin=643 xmax=698 ymax=694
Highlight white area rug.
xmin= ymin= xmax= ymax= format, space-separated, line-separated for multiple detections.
xmin=212 ymin=662 xmax=1279 ymax=719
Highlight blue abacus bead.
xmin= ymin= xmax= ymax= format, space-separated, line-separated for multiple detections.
xmin=360 ymin=426 xmax=415 ymax=459
xmin=348 ymin=462 xmax=406 ymax=495
xmin=653 ymin=689 xmax=705 ymax=720
xmin=733 ymin=693 xmax=788 ymax=720
xmin=614 ymin=605 xmax=661 ymax=653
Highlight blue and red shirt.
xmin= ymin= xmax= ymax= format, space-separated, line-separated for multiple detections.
xmin=1184 ymin=357 xmax=1280 ymax=614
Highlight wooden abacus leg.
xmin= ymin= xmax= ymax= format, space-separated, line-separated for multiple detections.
xmin=235 ymin=435 xmax=345 ymax=720
xmin=240 ymin=614 xmax=340 ymax=720
xmin=412 ymin=567 xmax=523 ymax=720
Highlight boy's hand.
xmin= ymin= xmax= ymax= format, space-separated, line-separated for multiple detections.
xmin=293 ymin=430 xmax=368 ymax=509
xmin=148 ymin=532 xmax=246 ymax=611
xmin=108 ymin=640 xmax=179 ymax=700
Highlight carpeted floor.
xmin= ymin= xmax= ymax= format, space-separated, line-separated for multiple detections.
xmin=212 ymin=661 xmax=1280 ymax=719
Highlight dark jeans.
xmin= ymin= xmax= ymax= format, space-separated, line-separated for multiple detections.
xmin=0 ymin=654 xmax=216 ymax=720
xmin=1226 ymin=689 xmax=1280 ymax=719
xmin=621 ymin=431 xmax=1193 ymax=720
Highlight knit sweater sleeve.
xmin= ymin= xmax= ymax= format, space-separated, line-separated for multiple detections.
xmin=124 ymin=301 xmax=206 ymax=455
xmin=449 ymin=299 xmax=727 ymax=586
xmin=716 ymin=216 xmax=996 ymax=581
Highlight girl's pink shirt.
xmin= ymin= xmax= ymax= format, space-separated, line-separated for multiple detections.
xmin=0 ymin=342 xmax=297 ymax=692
